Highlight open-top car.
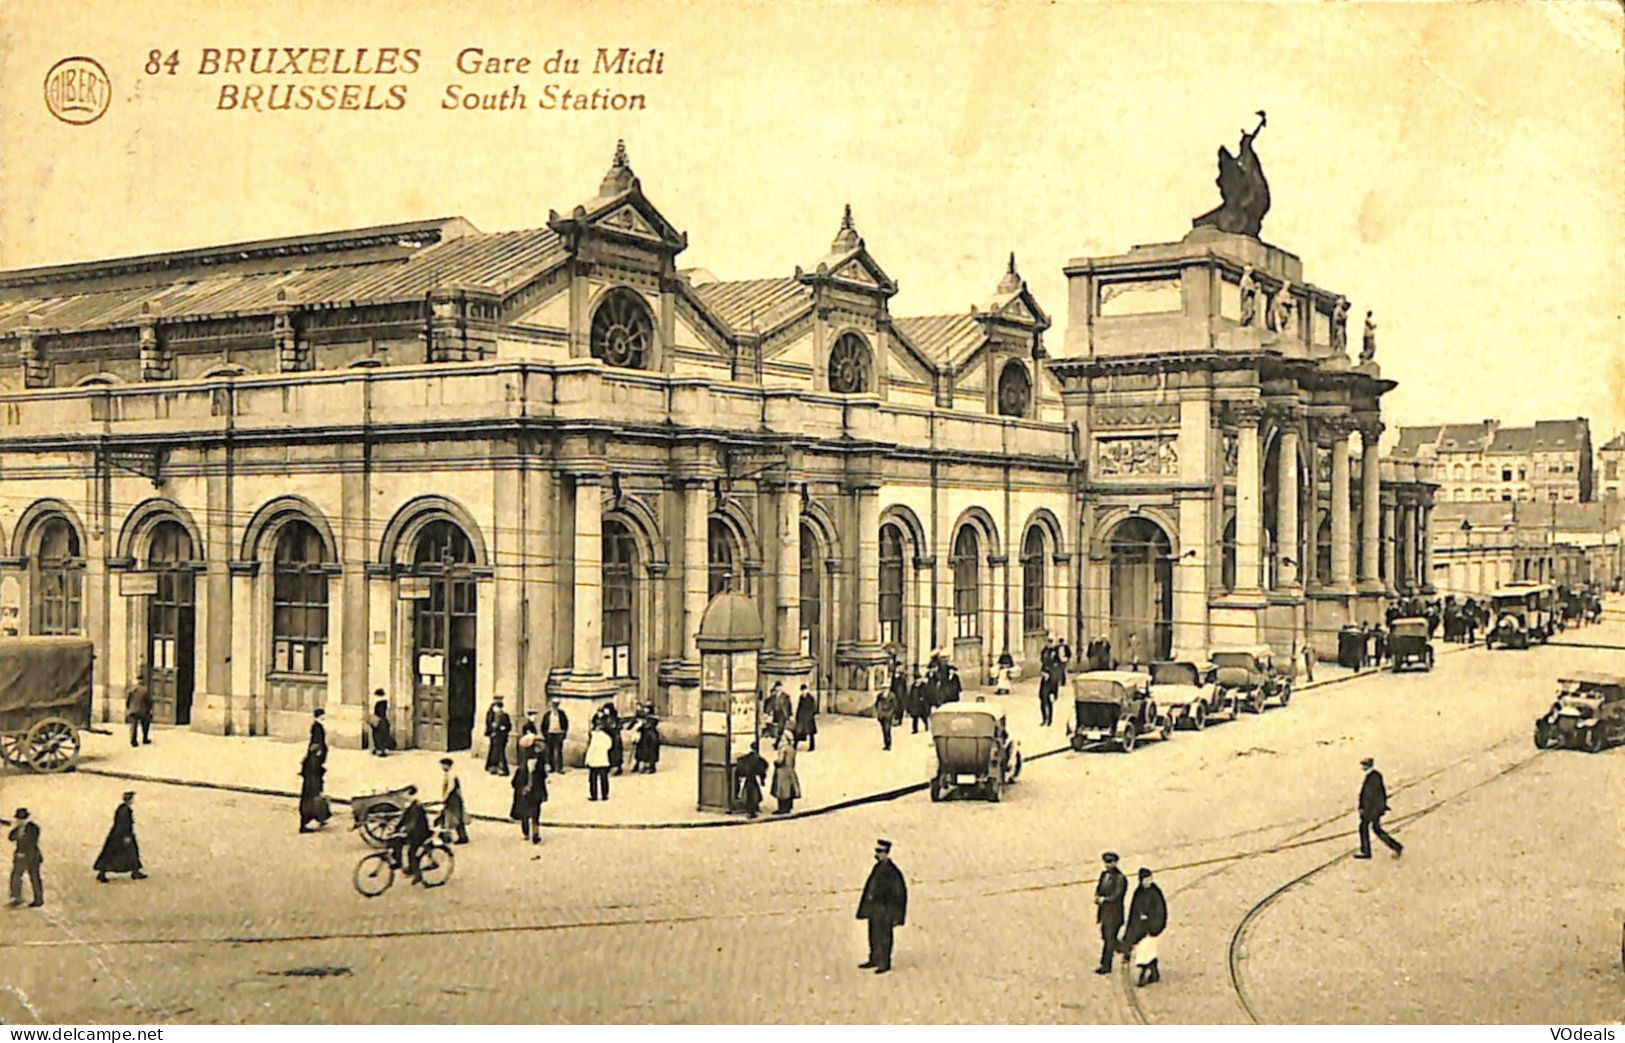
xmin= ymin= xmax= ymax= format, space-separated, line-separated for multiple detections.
xmin=1486 ymin=583 xmax=1553 ymax=650
xmin=1068 ymin=671 xmax=1171 ymax=753
xmin=928 ymin=700 xmax=1021 ymax=802
xmin=1388 ymin=617 xmax=1434 ymax=672
xmin=1534 ymin=673 xmax=1625 ymax=753
xmin=1149 ymin=660 xmax=1224 ymax=729
xmin=1210 ymin=645 xmax=1291 ymax=714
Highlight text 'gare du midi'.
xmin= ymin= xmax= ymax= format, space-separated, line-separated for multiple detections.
xmin=0 ymin=133 xmax=1432 ymax=761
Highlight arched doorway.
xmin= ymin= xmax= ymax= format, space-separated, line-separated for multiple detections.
xmin=145 ymin=521 xmax=196 ymax=726
xmin=1108 ymin=517 xmax=1172 ymax=662
xmin=410 ymin=520 xmax=477 ymax=751
xmin=602 ymin=519 xmax=638 ymax=682
xmin=268 ymin=520 xmax=331 ymax=714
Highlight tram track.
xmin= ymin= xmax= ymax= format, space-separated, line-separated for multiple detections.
xmin=1221 ymin=745 xmax=1550 ymax=1025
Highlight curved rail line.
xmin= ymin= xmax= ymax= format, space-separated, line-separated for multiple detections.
xmin=1224 ymin=746 xmax=1549 ymax=1025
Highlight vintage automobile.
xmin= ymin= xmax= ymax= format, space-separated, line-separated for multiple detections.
xmin=1534 ymin=673 xmax=1625 ymax=753
xmin=0 ymin=636 xmax=96 ymax=773
xmin=1068 ymin=671 xmax=1171 ymax=753
xmin=1210 ymin=645 xmax=1291 ymax=714
xmin=928 ymin=700 xmax=1021 ymax=802
xmin=1485 ymin=583 xmax=1553 ymax=650
xmin=1148 ymin=660 xmax=1225 ymax=729
xmin=1388 ymin=617 xmax=1435 ymax=672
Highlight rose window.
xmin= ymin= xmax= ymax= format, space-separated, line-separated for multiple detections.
xmin=590 ymin=289 xmax=654 ymax=370
xmin=997 ymin=361 xmax=1032 ymax=417
xmin=827 ymin=333 xmax=871 ymax=393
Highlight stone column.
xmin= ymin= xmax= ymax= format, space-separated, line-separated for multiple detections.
xmin=571 ymin=476 xmax=604 ymax=674
xmin=1359 ymin=421 xmax=1383 ymax=590
xmin=1330 ymin=422 xmax=1353 ymax=588
xmin=774 ymin=483 xmax=802 ymax=655
xmin=681 ymin=479 xmax=710 ymax=665
xmin=1419 ymin=503 xmax=1435 ymax=592
xmin=1276 ymin=419 xmax=1301 ymax=588
xmin=856 ymin=484 xmax=880 ymax=645
xmin=1381 ymin=501 xmax=1397 ymax=594
xmin=1395 ymin=502 xmax=1413 ymax=595
xmin=1234 ymin=403 xmax=1265 ymax=593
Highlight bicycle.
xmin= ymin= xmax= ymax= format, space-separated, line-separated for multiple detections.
xmin=352 ymin=829 xmax=456 ymax=898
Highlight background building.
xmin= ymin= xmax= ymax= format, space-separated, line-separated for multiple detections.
xmin=1396 ymin=418 xmax=1593 ymax=504
xmin=1597 ymin=432 xmax=1625 ymax=501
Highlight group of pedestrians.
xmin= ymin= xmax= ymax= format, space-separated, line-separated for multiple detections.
xmin=1093 ymin=852 xmax=1167 ymax=986
xmin=1037 ymin=633 xmax=1072 ymax=726
xmin=5 ymin=792 xmax=149 ymax=910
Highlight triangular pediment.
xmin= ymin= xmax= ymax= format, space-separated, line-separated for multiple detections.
xmin=832 ymin=258 xmax=879 ymax=287
xmin=595 ymin=203 xmax=661 ymax=241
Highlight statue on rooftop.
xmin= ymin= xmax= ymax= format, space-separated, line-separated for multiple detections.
xmin=1361 ymin=311 xmax=1378 ymax=363
xmin=1192 ymin=111 xmax=1272 ymax=239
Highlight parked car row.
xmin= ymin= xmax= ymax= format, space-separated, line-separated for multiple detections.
xmin=1065 ymin=645 xmax=1300 ymax=754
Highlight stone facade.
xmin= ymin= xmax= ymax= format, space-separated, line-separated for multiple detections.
xmin=1396 ymin=418 xmax=1593 ymax=505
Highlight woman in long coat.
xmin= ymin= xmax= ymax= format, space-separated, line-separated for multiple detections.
xmin=794 ymin=687 xmax=818 ymax=751
xmin=94 ymin=792 xmax=145 ymax=882
xmin=369 ymin=696 xmax=395 ymax=757
xmin=771 ymin=731 xmax=801 ymax=815
xmin=297 ymin=743 xmax=330 ymax=833
xmin=633 ymin=708 xmax=661 ymax=773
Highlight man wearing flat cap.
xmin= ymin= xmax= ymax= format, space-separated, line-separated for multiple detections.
xmin=857 ymin=839 xmax=908 ymax=974
xmin=1094 ymin=851 xmax=1127 ymax=974
xmin=1355 ymin=757 xmax=1402 ymax=859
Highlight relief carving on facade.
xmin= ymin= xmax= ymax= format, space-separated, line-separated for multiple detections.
xmin=1092 ymin=403 xmax=1180 ymax=428
xmin=1223 ymin=432 xmax=1239 ymax=476
xmin=1096 ymin=435 xmax=1179 ymax=477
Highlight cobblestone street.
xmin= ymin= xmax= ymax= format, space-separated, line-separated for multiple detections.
xmin=3 ymin=621 xmax=1622 ymax=1024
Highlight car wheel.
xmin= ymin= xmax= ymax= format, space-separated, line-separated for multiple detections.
xmin=988 ymin=778 xmax=1001 ymax=803
xmin=1583 ymin=728 xmax=1602 ymax=754
xmin=1534 ymin=721 xmax=1552 ymax=750
xmin=1008 ymin=749 xmax=1023 ymax=782
xmin=1279 ymin=684 xmax=1291 ymax=707
xmin=1193 ymin=705 xmax=1207 ymax=731
xmin=1070 ymin=730 xmax=1088 ymax=753
xmin=1120 ymin=729 xmax=1137 ymax=754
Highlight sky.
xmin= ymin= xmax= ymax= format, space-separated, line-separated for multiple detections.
xmin=3 ymin=0 xmax=1621 ymax=446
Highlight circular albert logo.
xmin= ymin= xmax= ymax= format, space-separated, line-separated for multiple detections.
xmin=43 ymin=56 xmax=111 ymax=125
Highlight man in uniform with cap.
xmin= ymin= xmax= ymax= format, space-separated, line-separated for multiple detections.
xmin=484 ymin=697 xmax=512 ymax=776
xmin=1094 ymin=851 xmax=1127 ymax=973
xmin=3 ymin=808 xmax=43 ymax=908
xmin=857 ymin=838 xmax=908 ymax=974
xmin=1356 ymin=757 xmax=1402 ymax=859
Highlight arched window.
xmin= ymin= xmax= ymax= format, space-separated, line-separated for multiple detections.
xmin=1221 ymin=515 xmax=1238 ymax=593
xmin=1021 ymin=525 xmax=1046 ymax=632
xmin=603 ymin=520 xmax=637 ymax=678
xmin=590 ymin=288 xmax=655 ymax=370
xmin=879 ymin=524 xmax=905 ymax=648
xmin=799 ymin=528 xmax=821 ymax=643
xmin=33 ymin=517 xmax=83 ymax=635
xmin=708 ymin=518 xmax=738 ymax=598
xmin=272 ymin=521 xmax=329 ymax=675
xmin=998 ymin=361 xmax=1032 ymax=418
xmin=1316 ymin=514 xmax=1333 ymax=583
xmin=951 ymin=526 xmax=981 ymax=639
xmin=1452 ymin=463 xmax=1465 ymax=481
xmin=827 ymin=332 xmax=871 ymax=394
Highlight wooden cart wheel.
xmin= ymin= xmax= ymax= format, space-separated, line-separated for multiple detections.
xmin=0 ymin=731 xmax=28 ymax=768
xmin=27 ymin=717 xmax=81 ymax=773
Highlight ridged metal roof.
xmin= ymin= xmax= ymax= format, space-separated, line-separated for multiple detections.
xmin=892 ymin=314 xmax=983 ymax=367
xmin=691 ymin=277 xmax=810 ymax=334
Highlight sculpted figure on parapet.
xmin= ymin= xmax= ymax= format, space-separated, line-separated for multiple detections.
xmin=1361 ymin=311 xmax=1378 ymax=363
xmin=1192 ymin=110 xmax=1272 ymax=238
xmin=1331 ymin=299 xmax=1350 ymax=354
xmin=1238 ymin=266 xmax=1258 ymax=327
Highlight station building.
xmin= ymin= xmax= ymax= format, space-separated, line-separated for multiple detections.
xmin=0 ymin=143 xmax=1430 ymax=755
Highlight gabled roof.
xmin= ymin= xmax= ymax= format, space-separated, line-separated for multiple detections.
xmin=691 ymin=277 xmax=811 ymax=334
xmin=1530 ymin=418 xmax=1590 ymax=450
xmin=1602 ymin=432 xmax=1625 ymax=452
xmin=796 ymin=206 xmax=897 ymax=297
xmin=0 ymin=225 xmax=568 ymax=336
xmin=893 ymin=314 xmax=982 ymax=367
xmin=546 ymin=141 xmax=687 ymax=253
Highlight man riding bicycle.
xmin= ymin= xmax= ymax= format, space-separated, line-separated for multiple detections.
xmin=387 ymin=787 xmax=434 ymax=885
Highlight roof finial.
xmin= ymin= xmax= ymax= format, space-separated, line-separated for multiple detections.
xmin=997 ymin=252 xmax=1022 ymax=294
xmin=599 ymin=139 xmax=637 ymax=196
xmin=831 ymin=203 xmax=860 ymax=253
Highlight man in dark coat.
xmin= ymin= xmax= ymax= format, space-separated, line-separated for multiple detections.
xmin=1037 ymin=638 xmax=1059 ymax=727
xmin=1121 ymin=867 xmax=1168 ymax=985
xmin=1094 ymin=851 xmax=1127 ymax=973
xmin=941 ymin=664 xmax=963 ymax=705
xmin=510 ymin=755 xmax=545 ymax=843
xmin=541 ymin=700 xmax=569 ymax=774
xmin=873 ymin=687 xmax=897 ymax=750
xmin=4 ymin=808 xmax=43 ymax=908
xmin=391 ymin=788 xmax=433 ymax=884
xmin=907 ymin=667 xmax=931 ymax=734
xmin=888 ymin=667 xmax=909 ymax=726
xmin=1356 ymin=757 xmax=1403 ymax=858
xmin=484 ymin=697 xmax=512 ymax=775
xmin=857 ymin=838 xmax=908 ymax=974
xmin=94 ymin=792 xmax=146 ymax=883
xmin=794 ymin=685 xmax=819 ymax=751
xmin=125 ymin=676 xmax=154 ymax=747
xmin=734 ymin=742 xmax=768 ymax=818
